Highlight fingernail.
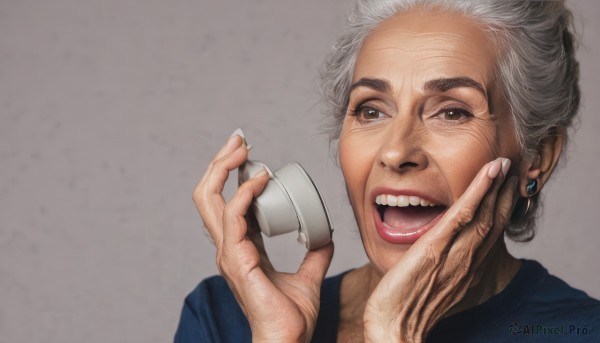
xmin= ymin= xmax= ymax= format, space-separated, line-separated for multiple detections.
xmin=231 ymin=128 xmax=250 ymax=150
xmin=231 ymin=128 xmax=245 ymax=139
xmin=501 ymin=158 xmax=511 ymax=176
xmin=488 ymin=158 xmax=502 ymax=178
xmin=253 ymin=168 xmax=268 ymax=179
xmin=226 ymin=129 xmax=242 ymax=146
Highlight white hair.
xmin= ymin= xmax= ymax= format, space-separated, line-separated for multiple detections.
xmin=320 ymin=0 xmax=581 ymax=241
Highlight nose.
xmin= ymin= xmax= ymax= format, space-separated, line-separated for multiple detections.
xmin=378 ymin=115 xmax=428 ymax=173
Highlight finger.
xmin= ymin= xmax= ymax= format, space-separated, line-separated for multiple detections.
xmin=198 ymin=139 xmax=248 ymax=195
xmin=426 ymin=158 xmax=509 ymax=244
xmin=437 ymin=167 xmax=514 ymax=288
xmin=192 ymin=143 xmax=250 ymax=242
xmin=454 ymin=160 xmax=508 ymax=245
xmin=222 ymin=169 xmax=270 ymax=248
xmin=297 ymin=242 xmax=335 ymax=290
xmin=406 ymin=158 xmax=508 ymax=279
xmin=473 ymin=176 xmax=518 ymax=267
xmin=197 ymin=133 xmax=244 ymax=187
xmin=462 ymin=177 xmax=518 ymax=289
xmin=217 ymin=169 xmax=269 ymax=292
xmin=214 ymin=131 xmax=246 ymax=162
xmin=245 ymin=211 xmax=275 ymax=274
xmin=435 ymin=170 xmax=506 ymax=282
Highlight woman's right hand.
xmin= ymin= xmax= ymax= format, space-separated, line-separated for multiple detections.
xmin=192 ymin=131 xmax=334 ymax=342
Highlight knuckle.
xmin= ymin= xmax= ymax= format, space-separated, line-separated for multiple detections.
xmin=193 ymin=193 xmax=211 ymax=215
xmin=475 ymin=223 xmax=491 ymax=239
xmin=192 ymin=187 xmax=203 ymax=203
xmin=223 ymin=203 xmax=246 ymax=227
xmin=474 ymin=221 xmax=492 ymax=239
xmin=456 ymin=207 xmax=475 ymax=226
xmin=496 ymin=203 xmax=513 ymax=226
xmin=217 ymin=251 xmax=232 ymax=277
xmin=207 ymin=159 xmax=219 ymax=171
xmin=457 ymin=253 xmax=473 ymax=276
xmin=422 ymin=243 xmax=441 ymax=268
xmin=211 ymin=154 xmax=230 ymax=171
xmin=451 ymin=246 xmax=474 ymax=274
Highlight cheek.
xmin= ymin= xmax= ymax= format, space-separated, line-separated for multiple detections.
xmin=428 ymin=125 xmax=499 ymax=200
xmin=338 ymin=129 xmax=380 ymax=211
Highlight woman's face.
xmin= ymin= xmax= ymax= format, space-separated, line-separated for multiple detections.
xmin=339 ymin=10 xmax=522 ymax=273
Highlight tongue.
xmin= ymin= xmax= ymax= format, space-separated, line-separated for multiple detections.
xmin=383 ymin=206 xmax=444 ymax=230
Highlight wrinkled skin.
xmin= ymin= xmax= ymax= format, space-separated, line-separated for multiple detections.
xmin=192 ymin=8 xmax=564 ymax=343
xmin=192 ymin=135 xmax=334 ymax=342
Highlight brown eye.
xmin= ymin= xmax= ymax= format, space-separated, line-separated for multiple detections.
xmin=442 ymin=108 xmax=472 ymax=121
xmin=356 ymin=105 xmax=384 ymax=121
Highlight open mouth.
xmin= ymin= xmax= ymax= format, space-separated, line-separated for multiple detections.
xmin=374 ymin=194 xmax=447 ymax=243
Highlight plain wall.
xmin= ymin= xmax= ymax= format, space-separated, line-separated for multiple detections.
xmin=1 ymin=0 xmax=598 ymax=342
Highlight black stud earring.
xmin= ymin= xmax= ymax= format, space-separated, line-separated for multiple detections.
xmin=526 ymin=179 xmax=538 ymax=196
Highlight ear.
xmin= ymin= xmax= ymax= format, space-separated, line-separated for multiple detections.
xmin=519 ymin=126 xmax=565 ymax=197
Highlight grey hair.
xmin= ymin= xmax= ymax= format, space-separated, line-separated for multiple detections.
xmin=320 ymin=0 xmax=580 ymax=241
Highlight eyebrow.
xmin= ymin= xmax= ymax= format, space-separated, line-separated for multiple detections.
xmin=349 ymin=76 xmax=487 ymax=98
xmin=424 ymin=77 xmax=487 ymax=97
xmin=349 ymin=78 xmax=392 ymax=94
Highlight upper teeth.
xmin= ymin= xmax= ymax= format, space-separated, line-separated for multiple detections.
xmin=375 ymin=194 xmax=438 ymax=207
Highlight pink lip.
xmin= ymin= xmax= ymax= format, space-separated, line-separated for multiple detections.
xmin=370 ymin=187 xmax=446 ymax=244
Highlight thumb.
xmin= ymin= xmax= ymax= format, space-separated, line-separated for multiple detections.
xmin=297 ymin=242 xmax=334 ymax=288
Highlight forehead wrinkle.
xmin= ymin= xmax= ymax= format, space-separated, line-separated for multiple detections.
xmin=366 ymin=37 xmax=479 ymax=58
xmin=371 ymin=27 xmax=468 ymax=39
xmin=366 ymin=35 xmax=471 ymax=52
xmin=355 ymin=14 xmax=498 ymax=111
xmin=364 ymin=23 xmax=490 ymax=53
xmin=369 ymin=46 xmax=467 ymax=55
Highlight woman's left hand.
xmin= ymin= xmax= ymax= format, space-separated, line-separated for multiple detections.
xmin=363 ymin=158 xmax=518 ymax=343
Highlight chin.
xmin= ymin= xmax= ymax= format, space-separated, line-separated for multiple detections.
xmin=361 ymin=222 xmax=413 ymax=275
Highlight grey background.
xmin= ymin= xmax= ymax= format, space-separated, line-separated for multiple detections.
xmin=1 ymin=0 xmax=598 ymax=342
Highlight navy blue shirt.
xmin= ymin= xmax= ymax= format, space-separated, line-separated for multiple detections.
xmin=175 ymin=260 xmax=600 ymax=342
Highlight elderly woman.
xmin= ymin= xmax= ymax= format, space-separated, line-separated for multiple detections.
xmin=176 ymin=0 xmax=600 ymax=341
